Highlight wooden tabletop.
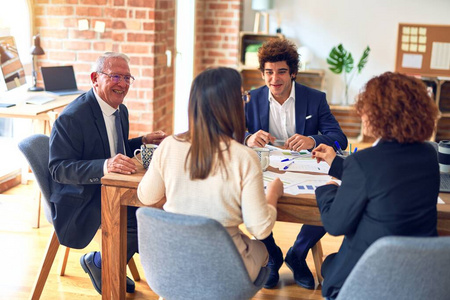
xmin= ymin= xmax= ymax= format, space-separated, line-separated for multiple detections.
xmin=0 ymin=83 xmax=76 ymax=119
xmin=101 ymin=161 xmax=450 ymax=231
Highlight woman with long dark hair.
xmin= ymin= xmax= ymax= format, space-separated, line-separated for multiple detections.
xmin=138 ymin=67 xmax=283 ymax=281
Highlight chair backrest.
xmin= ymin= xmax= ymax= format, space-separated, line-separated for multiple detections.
xmin=136 ymin=207 xmax=269 ymax=300
xmin=337 ymin=235 xmax=450 ymax=300
xmin=18 ymin=134 xmax=54 ymax=223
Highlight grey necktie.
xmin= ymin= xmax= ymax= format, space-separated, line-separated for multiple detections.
xmin=113 ymin=110 xmax=125 ymax=155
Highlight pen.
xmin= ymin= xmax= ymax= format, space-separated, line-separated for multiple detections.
xmin=334 ymin=141 xmax=344 ymax=155
xmin=283 ymin=161 xmax=295 ymax=170
xmin=305 ymin=115 xmax=312 ymax=120
xmin=353 ymin=147 xmax=358 ymax=153
xmin=349 ymin=143 xmax=352 ymax=155
xmin=281 ymin=155 xmax=306 ymax=162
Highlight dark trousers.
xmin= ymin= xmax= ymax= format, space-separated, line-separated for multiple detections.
xmin=261 ymin=225 xmax=326 ymax=259
xmin=126 ymin=206 xmax=139 ymax=262
xmin=321 ymin=252 xmax=339 ymax=300
xmin=292 ymin=225 xmax=326 ymax=259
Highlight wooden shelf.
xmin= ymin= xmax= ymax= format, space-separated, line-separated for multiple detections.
xmin=240 ymin=68 xmax=325 ymax=92
xmin=422 ymin=77 xmax=450 ymax=142
xmin=238 ymin=32 xmax=284 ymax=68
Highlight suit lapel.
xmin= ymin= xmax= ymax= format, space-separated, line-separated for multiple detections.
xmin=294 ymin=83 xmax=307 ymax=134
xmin=119 ymin=105 xmax=131 ymax=156
xmin=87 ymin=90 xmax=111 ymax=158
xmin=259 ymin=87 xmax=270 ymax=132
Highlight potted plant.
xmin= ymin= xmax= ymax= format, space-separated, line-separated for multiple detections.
xmin=327 ymin=44 xmax=370 ymax=105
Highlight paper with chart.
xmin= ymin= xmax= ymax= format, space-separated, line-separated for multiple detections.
xmin=267 ymin=146 xmax=330 ymax=174
xmin=263 ymin=171 xmax=336 ymax=195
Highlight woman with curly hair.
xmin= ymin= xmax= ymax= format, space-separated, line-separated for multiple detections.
xmin=312 ymin=71 xmax=440 ymax=299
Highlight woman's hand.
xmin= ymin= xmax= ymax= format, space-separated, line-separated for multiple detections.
xmin=312 ymin=144 xmax=336 ymax=166
xmin=266 ymin=178 xmax=283 ymax=207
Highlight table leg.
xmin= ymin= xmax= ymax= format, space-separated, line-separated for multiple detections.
xmin=101 ymin=185 xmax=127 ymax=299
xmin=312 ymin=241 xmax=324 ymax=284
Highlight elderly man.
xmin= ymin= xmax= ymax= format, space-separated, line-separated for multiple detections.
xmin=49 ymin=52 xmax=166 ymax=294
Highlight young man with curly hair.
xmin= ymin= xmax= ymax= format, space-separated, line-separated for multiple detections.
xmin=244 ymin=38 xmax=348 ymax=289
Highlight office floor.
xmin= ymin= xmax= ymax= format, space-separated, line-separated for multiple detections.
xmin=0 ymin=182 xmax=343 ymax=300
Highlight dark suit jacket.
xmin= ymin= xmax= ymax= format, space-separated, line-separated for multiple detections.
xmin=49 ymin=89 xmax=142 ymax=249
xmin=316 ymin=140 xmax=439 ymax=298
xmin=245 ymin=82 xmax=348 ymax=149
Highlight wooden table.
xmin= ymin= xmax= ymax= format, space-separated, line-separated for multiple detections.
xmin=100 ymin=163 xmax=450 ymax=299
xmin=0 ymin=87 xmax=75 ymax=134
xmin=0 ymin=86 xmax=75 ymax=227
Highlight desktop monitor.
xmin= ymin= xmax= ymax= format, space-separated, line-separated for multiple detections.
xmin=0 ymin=36 xmax=27 ymax=91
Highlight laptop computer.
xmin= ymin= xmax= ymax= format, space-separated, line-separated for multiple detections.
xmin=41 ymin=66 xmax=85 ymax=96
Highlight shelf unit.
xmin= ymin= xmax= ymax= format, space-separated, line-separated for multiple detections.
xmin=330 ymin=76 xmax=450 ymax=143
xmin=240 ymin=68 xmax=325 ymax=92
xmin=238 ymin=31 xmax=284 ymax=68
xmin=422 ymin=77 xmax=450 ymax=142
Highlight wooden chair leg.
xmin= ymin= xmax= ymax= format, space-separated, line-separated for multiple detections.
xmin=30 ymin=230 xmax=60 ymax=300
xmin=59 ymin=247 xmax=70 ymax=276
xmin=311 ymin=240 xmax=324 ymax=284
xmin=32 ymin=188 xmax=41 ymax=229
xmin=127 ymin=256 xmax=141 ymax=281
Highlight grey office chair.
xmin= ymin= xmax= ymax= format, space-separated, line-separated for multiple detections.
xmin=336 ymin=235 xmax=450 ymax=300
xmin=18 ymin=134 xmax=140 ymax=299
xmin=136 ymin=207 xmax=270 ymax=300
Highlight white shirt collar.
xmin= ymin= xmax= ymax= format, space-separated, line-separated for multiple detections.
xmin=372 ymin=138 xmax=381 ymax=147
xmin=268 ymin=80 xmax=296 ymax=104
xmin=93 ymin=89 xmax=117 ymax=116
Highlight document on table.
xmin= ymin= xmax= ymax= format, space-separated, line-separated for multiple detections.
xmin=268 ymin=148 xmax=330 ymax=174
xmin=263 ymin=171 xmax=335 ymax=195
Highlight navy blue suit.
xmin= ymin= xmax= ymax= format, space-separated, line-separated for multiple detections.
xmin=245 ymin=82 xmax=347 ymax=149
xmin=317 ymin=140 xmax=439 ymax=299
xmin=49 ymin=89 xmax=142 ymax=261
xmin=245 ymin=82 xmax=348 ymax=263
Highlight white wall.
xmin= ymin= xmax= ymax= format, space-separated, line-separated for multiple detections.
xmin=244 ymin=0 xmax=450 ymax=104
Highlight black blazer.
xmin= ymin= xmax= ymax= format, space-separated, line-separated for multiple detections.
xmin=316 ymin=140 xmax=439 ymax=298
xmin=49 ymin=89 xmax=142 ymax=249
xmin=245 ymin=82 xmax=348 ymax=149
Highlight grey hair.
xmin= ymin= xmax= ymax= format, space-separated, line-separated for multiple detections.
xmin=91 ymin=52 xmax=130 ymax=73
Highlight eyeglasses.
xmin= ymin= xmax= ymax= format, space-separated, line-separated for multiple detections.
xmin=98 ymin=72 xmax=135 ymax=85
xmin=242 ymin=91 xmax=251 ymax=104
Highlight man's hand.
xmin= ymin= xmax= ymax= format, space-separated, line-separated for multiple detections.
xmin=107 ymin=154 xmax=137 ymax=174
xmin=311 ymin=144 xmax=336 ymax=166
xmin=247 ymin=130 xmax=275 ymax=147
xmin=143 ymin=130 xmax=167 ymax=145
xmin=285 ymin=134 xmax=315 ymax=151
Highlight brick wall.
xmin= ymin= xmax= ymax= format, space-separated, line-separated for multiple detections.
xmin=32 ymin=0 xmax=244 ymax=136
xmin=194 ymin=0 xmax=243 ymax=76
xmin=33 ymin=0 xmax=175 ymax=137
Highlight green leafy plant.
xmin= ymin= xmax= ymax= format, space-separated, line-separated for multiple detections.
xmin=327 ymin=44 xmax=370 ymax=105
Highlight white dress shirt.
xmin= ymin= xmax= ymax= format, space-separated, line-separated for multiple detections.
xmin=268 ymin=81 xmax=296 ymax=144
xmin=93 ymin=89 xmax=121 ymax=174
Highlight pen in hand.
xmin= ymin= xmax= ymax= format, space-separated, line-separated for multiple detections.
xmin=283 ymin=161 xmax=295 ymax=170
xmin=334 ymin=141 xmax=344 ymax=155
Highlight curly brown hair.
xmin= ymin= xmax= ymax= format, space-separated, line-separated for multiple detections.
xmin=258 ymin=39 xmax=299 ymax=79
xmin=355 ymin=72 xmax=438 ymax=143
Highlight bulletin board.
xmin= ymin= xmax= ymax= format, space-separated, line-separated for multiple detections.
xmin=395 ymin=23 xmax=450 ymax=77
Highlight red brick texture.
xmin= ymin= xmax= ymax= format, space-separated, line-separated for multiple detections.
xmin=32 ymin=0 xmax=243 ymax=137
xmin=194 ymin=0 xmax=242 ymax=76
xmin=33 ymin=0 xmax=175 ymax=137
